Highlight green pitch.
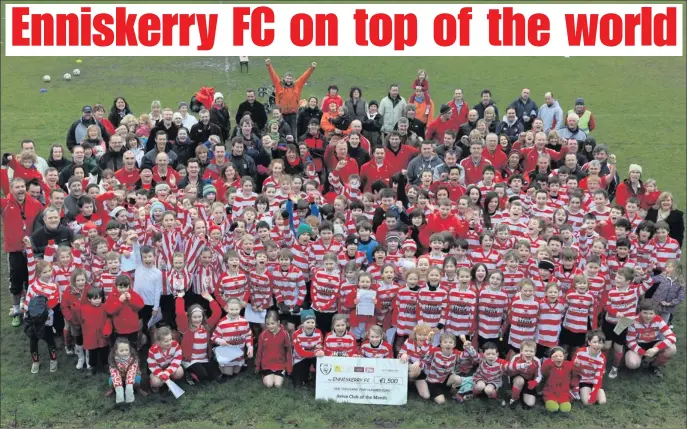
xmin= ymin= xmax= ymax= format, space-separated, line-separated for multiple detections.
xmin=1 ymin=55 xmax=685 ymax=428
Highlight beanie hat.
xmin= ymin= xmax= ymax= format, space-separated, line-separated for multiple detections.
xmin=150 ymin=201 xmax=165 ymax=215
xmin=369 ymin=100 xmax=378 ymax=108
xmin=386 ymin=231 xmax=401 ymax=244
xmin=83 ymin=221 xmax=97 ymax=232
xmin=345 ymin=235 xmax=359 ymax=247
xmin=628 ymin=164 xmax=642 ymax=175
xmin=402 ymin=239 xmax=417 ymax=252
xmin=439 ymin=104 xmax=451 ymax=115
xmin=300 ymin=308 xmax=316 ymax=323
xmin=297 ymin=223 xmax=312 ymax=238
xmin=538 ymin=259 xmax=556 ymax=272
xmin=575 ymin=97 xmax=584 ymax=105
xmin=214 ymin=92 xmax=224 ymax=101
xmin=155 ymin=183 xmax=170 ymax=194
xmin=109 ymin=206 xmax=127 ymax=219
xmin=203 ymin=184 xmax=217 ymax=197
xmin=333 ymin=224 xmax=345 ymax=237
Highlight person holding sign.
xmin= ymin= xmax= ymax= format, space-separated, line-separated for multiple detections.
xmin=345 ymin=272 xmax=377 ymax=340
xmin=212 ymin=298 xmax=253 ymax=380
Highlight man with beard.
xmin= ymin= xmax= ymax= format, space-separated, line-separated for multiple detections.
xmin=229 ymin=138 xmax=257 ymax=181
xmin=147 ymin=108 xmax=179 ymax=151
xmin=473 ymin=89 xmax=499 ymax=119
xmin=66 ymin=105 xmax=111 ymax=151
xmin=266 ymin=58 xmax=316 ymax=138
xmin=1 ymin=177 xmax=44 ymax=327
xmin=191 ymin=109 xmax=223 ymax=145
xmin=98 ymin=134 xmax=125 ymax=171
xmin=384 ymin=131 xmax=418 ymax=177
xmin=235 ymin=89 xmax=267 ymax=132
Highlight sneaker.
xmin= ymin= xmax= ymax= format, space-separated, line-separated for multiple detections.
xmin=65 ymin=346 xmax=74 ymax=355
xmin=31 ymin=362 xmax=40 ymax=374
xmin=12 ymin=315 xmax=21 ymax=327
xmin=454 ymin=394 xmax=464 ymax=403
xmin=49 ymin=360 xmax=57 ymax=372
xmin=652 ymin=368 xmax=664 ymax=379
xmin=501 ymin=399 xmax=507 ymax=407
xmin=509 ymin=399 xmax=519 ymax=409
xmin=185 ymin=372 xmax=196 ymax=386
xmin=608 ymin=367 xmax=618 ymax=379
xmin=76 ymin=357 xmax=85 ymax=370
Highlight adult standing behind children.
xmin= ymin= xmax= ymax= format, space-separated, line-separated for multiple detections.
xmin=265 ymin=58 xmax=317 ymax=138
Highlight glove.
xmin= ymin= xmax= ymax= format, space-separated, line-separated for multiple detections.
xmin=293 ymin=305 xmax=302 ymax=313
xmin=527 ymin=380 xmax=538 ymax=390
xmin=278 ymin=303 xmax=290 ymax=314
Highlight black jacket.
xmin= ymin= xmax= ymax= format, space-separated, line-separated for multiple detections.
xmin=170 ymin=136 xmax=198 ymax=167
xmin=31 ymin=225 xmax=74 ymax=258
xmin=98 ymin=150 xmax=125 ymax=171
xmin=235 ymin=100 xmax=267 ymax=131
xmin=146 ymin=122 xmax=179 ymax=152
xmin=190 ymin=122 xmax=222 ymax=146
xmin=210 ymin=106 xmax=231 ymax=142
xmin=297 ymin=107 xmax=323 ymax=137
xmin=457 ymin=120 xmax=477 ymax=141
xmin=348 ymin=145 xmax=370 ymax=171
xmin=473 ymin=101 xmax=499 ymax=120
xmin=645 ymin=209 xmax=685 ymax=248
xmin=230 ymin=154 xmax=257 ymax=181
xmin=48 ymin=156 xmax=71 ymax=173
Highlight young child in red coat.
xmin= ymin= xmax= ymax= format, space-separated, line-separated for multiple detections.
xmin=80 ymin=287 xmax=113 ymax=375
xmin=62 ymin=268 xmax=89 ymax=370
xmin=255 ymin=310 xmax=293 ymax=388
xmin=105 ymin=275 xmax=144 ymax=350
xmin=541 ymin=346 xmax=579 ymax=412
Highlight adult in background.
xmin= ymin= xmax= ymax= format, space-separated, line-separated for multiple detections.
xmin=191 ymin=109 xmax=222 ymax=146
xmin=178 ymin=102 xmax=198 ymax=131
xmin=108 ymin=96 xmax=133 ymax=130
xmin=539 ymin=92 xmax=563 ymax=133
xmin=297 ymin=97 xmax=323 ymax=138
xmin=147 ymin=108 xmax=179 ymax=151
xmin=66 ymin=105 xmax=110 ymax=152
xmin=210 ymin=92 xmax=231 ymax=143
xmin=31 ymin=206 xmax=74 ymax=257
xmin=265 ymin=58 xmax=316 ymax=137
xmin=6 ymin=140 xmax=49 ymax=179
xmin=563 ymin=98 xmax=595 ymax=133
xmin=47 ymin=144 xmax=71 ymax=173
xmin=645 ymin=192 xmax=684 ymax=248
xmin=395 ymin=117 xmax=421 ymax=148
xmin=397 ymin=105 xmax=426 ymax=141
xmin=58 ymin=145 xmax=100 ymax=188
xmin=615 ymin=164 xmax=646 ymax=208
xmin=508 ymin=88 xmax=538 ymax=131
xmin=378 ymin=84 xmax=407 ymax=138
xmin=170 ymin=127 xmax=196 ymax=167
xmin=142 ymin=131 xmax=176 ymax=170
xmin=473 ymin=89 xmax=499 ymax=119
xmin=460 ymin=139 xmax=492 ymax=185
xmin=114 ymin=151 xmax=140 ymax=191
xmin=496 ymin=107 xmax=524 ymax=143
xmin=457 ymin=109 xmax=479 ymax=148
xmin=1 ymin=177 xmax=44 ymax=327
xmin=447 ymin=88 xmax=469 ymax=129
xmin=425 ymin=104 xmax=460 ymax=144
xmin=235 ymin=89 xmax=267 ymax=132
xmin=152 ymin=152 xmax=181 ymax=187
xmin=229 ymin=138 xmax=257 ymax=182
xmin=321 ymin=85 xmax=343 ymax=110
xmin=98 ymin=134 xmax=125 ymax=172
xmin=360 ymin=146 xmax=393 ymax=192
xmin=556 ymin=112 xmax=587 ymax=141
xmin=384 ymin=131 xmax=418 ymax=177
xmin=345 ymin=86 xmax=368 ymax=123
xmin=362 ymin=101 xmax=383 ymax=148
xmin=407 ymin=140 xmax=442 ymax=185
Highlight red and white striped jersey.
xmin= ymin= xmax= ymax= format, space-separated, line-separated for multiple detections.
xmin=292 ymin=328 xmax=323 ymax=364
xmin=607 ymin=256 xmax=637 ymax=280
xmin=365 ymin=263 xmax=384 ymax=282
xmin=216 ymin=271 xmax=249 ymax=304
xmin=290 ymin=241 xmax=311 ymax=279
xmin=100 ymin=270 xmax=127 ymax=298
xmin=635 ymin=240 xmax=655 ymax=271
xmin=400 ymin=338 xmax=430 ymax=363
xmin=422 ymin=348 xmax=462 ymax=383
xmin=310 ymin=269 xmax=342 ymax=313
xmin=392 ymin=286 xmax=421 ymax=336
xmin=308 ymin=239 xmax=343 ymax=271
xmin=23 ymin=247 xmax=59 ymax=311
xmin=589 ymin=207 xmax=611 ymax=225
xmin=416 ymin=286 xmax=448 ymax=328
xmin=337 ymin=249 xmax=367 ymax=270
xmin=246 ymin=270 xmax=273 ymax=309
xmin=500 ymin=217 xmax=529 ymax=238
xmin=473 ymin=356 xmax=511 ymax=387
xmin=360 ymin=341 xmax=393 ymax=359
xmin=549 ymin=193 xmax=569 ymax=209
xmin=531 ymin=274 xmax=557 ymax=300
xmin=584 ymin=274 xmax=607 ymax=305
xmin=531 ymin=204 xmax=555 ymax=220
xmin=232 ymin=192 xmax=258 ymax=217
xmin=423 ymin=252 xmax=446 ymax=268
xmin=442 ymin=287 xmax=477 ymax=336
xmin=565 ymin=208 xmax=585 ymax=233
xmin=270 ymin=266 xmax=306 ymax=308
xmin=573 ymin=346 xmax=606 ymax=386
xmin=238 ymin=250 xmax=256 ymax=274
xmin=536 ymin=299 xmax=565 ymax=347
xmin=470 ymin=247 xmax=502 ymax=271
xmin=493 ymin=237 xmax=517 ymax=256
xmin=509 ymin=355 xmax=542 ymax=385
xmin=162 ymin=268 xmax=191 ymax=296
xmin=518 ymin=257 xmax=538 ymax=279
xmin=338 ymin=281 xmax=357 ymax=314
xmin=147 ymin=342 xmax=183 ymax=378
xmin=553 ymin=266 xmax=583 ymax=295
xmin=90 ymin=255 xmax=106 ymax=285
xmin=190 ymin=263 xmax=221 ymax=295
xmin=507 ymin=296 xmax=540 ymax=349
xmin=324 ymin=332 xmax=358 ymax=357
xmin=604 ymin=280 xmax=650 ymax=325
xmin=651 ymin=237 xmax=681 ymax=271
xmin=212 ymin=317 xmax=252 ymax=352
xmin=464 ymin=229 xmax=481 ymax=249
xmin=502 ymin=268 xmax=526 ymax=301
xmin=270 ymin=225 xmax=295 ymax=248
xmin=562 ymin=292 xmax=595 ymax=333
xmin=626 ymin=315 xmax=676 ymax=356
xmin=373 ymin=281 xmax=401 ymax=325
xmin=477 ymin=287 xmax=509 ymax=339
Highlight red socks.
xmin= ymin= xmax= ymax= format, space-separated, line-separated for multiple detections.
xmin=511 ymin=386 xmax=522 ymax=401
xmin=613 ymin=351 xmax=623 ymax=367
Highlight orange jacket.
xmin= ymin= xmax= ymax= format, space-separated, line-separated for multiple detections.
xmin=267 ymin=63 xmax=314 ymax=115
xmin=320 ymin=111 xmax=339 ymax=135
xmin=411 ymin=99 xmax=435 ymax=125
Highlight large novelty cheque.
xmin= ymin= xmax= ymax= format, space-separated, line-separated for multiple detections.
xmin=315 ymin=356 xmax=408 ymax=405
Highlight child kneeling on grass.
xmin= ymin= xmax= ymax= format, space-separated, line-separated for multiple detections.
xmin=147 ymin=326 xmax=184 ymax=393
xmin=212 ymin=298 xmax=253 ymax=381
xmin=541 ymin=346 xmax=578 ymax=413
xmin=255 ymin=310 xmax=293 ymax=388
xmin=624 ymin=299 xmax=677 ymax=379
xmin=573 ymin=329 xmax=607 ymax=405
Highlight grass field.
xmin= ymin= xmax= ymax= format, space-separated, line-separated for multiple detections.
xmin=1 ymin=52 xmax=686 ymax=428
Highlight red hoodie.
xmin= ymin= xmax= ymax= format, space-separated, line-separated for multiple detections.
xmin=105 ymin=289 xmax=145 ymax=335
xmin=419 ymin=212 xmax=468 ymax=248
xmin=80 ymin=302 xmax=112 ymax=350
xmin=255 ymin=326 xmax=293 ymax=373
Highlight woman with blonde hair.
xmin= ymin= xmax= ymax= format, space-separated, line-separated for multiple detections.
xmin=546 ymin=129 xmax=562 ymax=150
xmin=484 ymin=106 xmax=498 ymax=133
xmin=120 ymin=114 xmax=139 ymax=134
xmin=149 ymin=100 xmax=162 ymax=126
xmin=645 ymin=192 xmax=684 ymax=247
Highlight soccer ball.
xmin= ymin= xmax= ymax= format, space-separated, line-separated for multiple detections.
xmin=63 ymin=73 xmax=72 ymax=81
xmin=43 ymin=75 xmax=51 ymax=82
xmin=73 ymin=69 xmax=80 ymax=76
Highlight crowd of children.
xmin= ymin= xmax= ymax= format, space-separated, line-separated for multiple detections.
xmin=2 ymin=67 xmax=684 ymax=411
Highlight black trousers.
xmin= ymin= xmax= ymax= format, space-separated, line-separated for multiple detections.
xmin=8 ymin=251 xmax=28 ymax=296
xmin=159 ymin=295 xmax=177 ymax=329
xmin=29 ymin=326 xmax=56 ymax=360
xmin=186 ymin=361 xmax=220 ymax=382
xmin=314 ymin=311 xmax=335 ymax=334
xmin=88 ymin=346 xmax=110 ymax=370
xmin=292 ymin=358 xmax=316 ymax=386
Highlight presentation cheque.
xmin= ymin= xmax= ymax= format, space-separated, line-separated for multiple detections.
xmin=315 ymin=356 xmax=408 ymax=405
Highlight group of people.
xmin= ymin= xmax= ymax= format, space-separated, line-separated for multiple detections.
xmin=1 ymin=59 xmax=684 ymax=411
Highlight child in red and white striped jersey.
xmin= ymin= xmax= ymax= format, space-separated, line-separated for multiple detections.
xmin=272 ymin=249 xmax=307 ymax=334
xmin=323 ymin=314 xmax=358 ymax=357
xmin=291 ymin=311 xmax=324 ymax=386
xmin=346 ymin=272 xmax=377 ymax=340
xmin=147 ymin=326 xmax=184 ymax=392
xmin=212 ymin=298 xmax=253 ymax=378
xmin=416 ymin=267 xmax=449 ymax=336
xmin=442 ymin=268 xmax=477 ymax=341
xmin=603 ymin=267 xmax=652 ymax=379
xmin=473 ymin=342 xmax=528 ymax=402
xmin=502 ymin=250 xmax=526 ymax=300
xmin=505 ymin=279 xmax=540 ymax=359
xmin=246 ymin=251 xmax=273 ymax=340
xmin=624 ymin=299 xmax=677 ymax=379
xmin=573 ymin=330 xmax=607 ymax=405
xmin=373 ymin=265 xmax=401 ymax=331
xmin=651 ymin=221 xmax=682 ymax=272
xmin=400 ymin=324 xmax=432 ymax=379
xmin=417 ymin=333 xmax=466 ymax=404
xmin=216 ymin=250 xmax=249 ymax=309
xmin=508 ymin=339 xmax=542 ymax=408
xmin=470 ymin=231 xmax=502 ymax=271
xmin=392 ymin=269 xmax=422 ymax=354
xmin=634 ymin=221 xmax=656 ymax=272
xmin=476 ymin=270 xmax=509 ymax=349
xmin=360 ymin=325 xmax=393 ymax=359
xmin=536 ymin=283 xmax=565 ymax=358
xmin=554 ymin=249 xmax=583 ymax=295
xmin=560 ymin=274 xmax=597 ymax=356
xmin=310 ymin=253 xmax=342 ymax=333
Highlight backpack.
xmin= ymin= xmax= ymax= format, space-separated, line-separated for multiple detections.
xmin=24 ymin=295 xmax=49 ymax=339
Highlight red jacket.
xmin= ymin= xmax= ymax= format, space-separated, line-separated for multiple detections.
xmin=115 ymin=167 xmax=140 ymax=190
xmin=327 ymin=158 xmax=359 ymax=185
xmin=614 ymin=180 xmax=645 ymax=208
xmin=61 ymin=288 xmax=84 ymax=325
xmin=460 ymin=157 xmax=492 ymax=185
xmin=175 ymin=297 xmax=222 ymax=362
xmin=425 ymin=115 xmax=461 ymax=143
xmin=1 ymin=194 xmax=44 ymax=252
xmin=359 ymin=160 xmax=392 ymax=192
xmin=152 ymin=166 xmax=181 ymax=187
xmin=511 ymin=143 xmax=566 ymax=173
xmin=105 ymin=290 xmax=145 ymax=334
xmin=384 ymin=145 xmax=418 ymax=177
xmin=447 ymin=99 xmax=470 ymax=128
xmin=419 ymin=212 xmax=468 ymax=248
xmin=255 ymin=326 xmax=293 ymax=373
xmin=482 ymin=147 xmax=508 ymax=171
xmin=80 ymin=302 xmax=112 ymax=350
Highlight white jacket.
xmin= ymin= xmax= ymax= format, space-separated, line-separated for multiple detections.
xmin=378 ymin=95 xmax=407 ymax=132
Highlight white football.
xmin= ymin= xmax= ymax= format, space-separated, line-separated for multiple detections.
xmin=43 ymin=75 xmax=51 ymax=82
xmin=63 ymin=73 xmax=72 ymax=81
xmin=73 ymin=68 xmax=80 ymax=76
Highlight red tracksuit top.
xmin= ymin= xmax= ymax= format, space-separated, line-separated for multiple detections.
xmin=105 ymin=290 xmax=145 ymax=335
xmin=256 ymin=326 xmax=293 ymax=373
